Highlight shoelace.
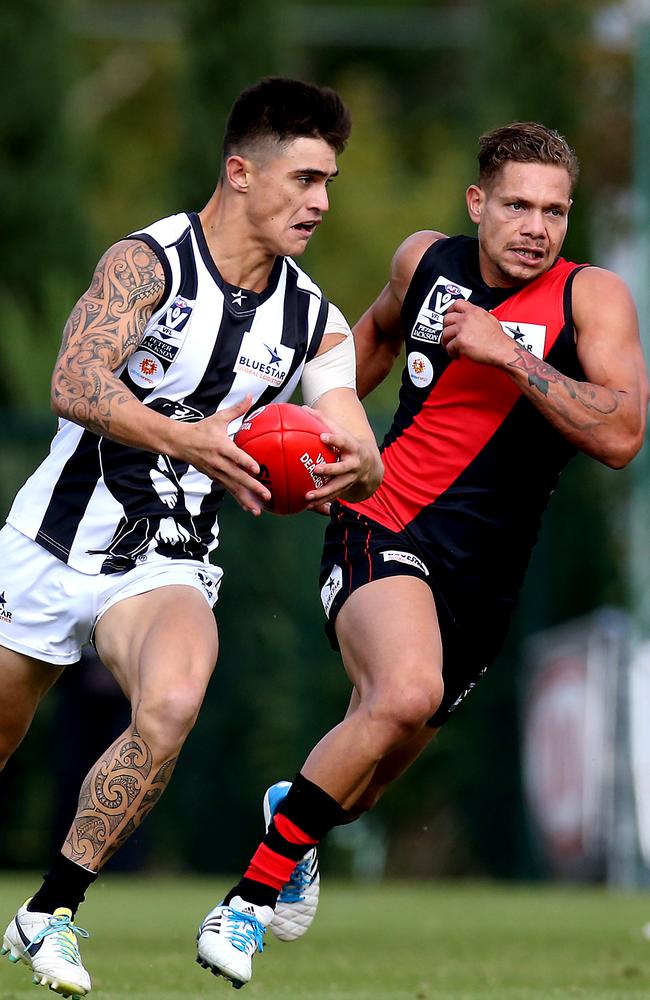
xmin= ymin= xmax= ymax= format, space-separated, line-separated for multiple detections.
xmin=278 ymin=852 xmax=316 ymax=903
xmin=30 ymin=914 xmax=89 ymax=965
xmin=225 ymin=907 xmax=266 ymax=955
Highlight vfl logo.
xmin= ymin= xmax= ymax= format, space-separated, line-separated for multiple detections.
xmin=411 ymin=275 xmax=472 ymax=344
xmin=500 ymin=321 xmax=546 ymax=359
xmin=148 ymin=295 xmax=194 ymax=351
xmin=321 ymin=565 xmax=343 ymax=618
xmin=160 ymin=296 xmax=194 ymax=336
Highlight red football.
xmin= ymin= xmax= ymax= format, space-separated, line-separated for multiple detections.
xmin=234 ymin=403 xmax=337 ymax=515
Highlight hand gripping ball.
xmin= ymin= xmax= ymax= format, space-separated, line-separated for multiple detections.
xmin=234 ymin=403 xmax=337 ymax=515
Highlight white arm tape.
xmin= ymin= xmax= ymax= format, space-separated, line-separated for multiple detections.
xmin=301 ymin=304 xmax=356 ymax=406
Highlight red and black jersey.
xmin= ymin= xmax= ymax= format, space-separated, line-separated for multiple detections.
xmin=348 ymin=235 xmax=588 ymax=609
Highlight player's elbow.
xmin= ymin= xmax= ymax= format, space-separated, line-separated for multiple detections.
xmin=50 ymin=379 xmax=65 ymax=419
xmin=598 ymin=428 xmax=646 ymax=469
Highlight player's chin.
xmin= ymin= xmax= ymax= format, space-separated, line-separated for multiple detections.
xmin=503 ymin=253 xmax=549 ymax=282
xmin=286 ymin=226 xmax=316 ymax=253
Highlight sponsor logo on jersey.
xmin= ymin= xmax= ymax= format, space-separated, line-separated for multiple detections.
xmin=380 ymin=550 xmax=429 ymax=576
xmin=234 ymin=331 xmax=295 ymax=386
xmin=407 ymin=351 xmax=434 ymax=388
xmin=411 ymin=274 xmax=472 ymax=343
xmin=156 ymin=399 xmax=204 ymax=422
xmin=141 ymin=334 xmax=179 ymax=362
xmin=448 ymin=665 xmax=488 ymax=713
xmin=195 ymin=568 xmax=219 ymax=600
xmin=0 ymin=591 xmax=12 ymax=624
xmin=500 ymin=321 xmax=547 ymax=359
xmin=128 ymin=351 xmax=165 ymax=388
xmin=321 ymin=564 xmax=343 ymax=617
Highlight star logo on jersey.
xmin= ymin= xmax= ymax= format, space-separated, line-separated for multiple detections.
xmin=264 ymin=344 xmax=282 ymax=365
xmin=0 ymin=592 xmax=12 ymax=624
xmin=321 ymin=564 xmax=343 ymax=617
xmin=231 ymin=289 xmax=247 ymax=307
xmin=504 ymin=324 xmax=523 ymax=342
xmin=500 ymin=320 xmax=546 ymax=359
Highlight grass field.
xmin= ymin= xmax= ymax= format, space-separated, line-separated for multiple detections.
xmin=2 ymin=873 xmax=650 ymax=999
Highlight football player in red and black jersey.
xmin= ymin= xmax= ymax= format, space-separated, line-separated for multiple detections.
xmin=212 ymin=121 xmax=649 ymax=985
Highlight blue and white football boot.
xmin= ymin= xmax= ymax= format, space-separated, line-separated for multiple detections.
xmin=196 ymin=896 xmax=273 ymax=989
xmin=2 ymin=901 xmax=91 ymax=998
xmin=263 ymin=780 xmax=320 ymax=942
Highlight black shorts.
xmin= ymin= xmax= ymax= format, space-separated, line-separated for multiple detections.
xmin=319 ymin=503 xmax=513 ymax=727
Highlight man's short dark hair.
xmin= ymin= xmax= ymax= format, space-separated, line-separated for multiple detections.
xmin=223 ymin=77 xmax=352 ymax=163
xmin=478 ymin=122 xmax=580 ymax=191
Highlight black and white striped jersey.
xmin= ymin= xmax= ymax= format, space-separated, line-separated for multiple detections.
xmin=8 ymin=212 xmax=337 ymax=575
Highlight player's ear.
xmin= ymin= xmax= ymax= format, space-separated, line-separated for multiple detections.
xmin=466 ymin=184 xmax=484 ymax=224
xmin=225 ymin=154 xmax=251 ymax=193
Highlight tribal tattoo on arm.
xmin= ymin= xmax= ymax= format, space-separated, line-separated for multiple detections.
xmin=508 ymin=347 xmax=619 ymax=429
xmin=63 ymin=728 xmax=177 ymax=870
xmin=51 ymin=241 xmax=165 ymax=436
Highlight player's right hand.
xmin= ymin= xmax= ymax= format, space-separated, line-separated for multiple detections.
xmin=176 ymin=397 xmax=272 ymax=516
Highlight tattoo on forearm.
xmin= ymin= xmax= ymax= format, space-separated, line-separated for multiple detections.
xmin=508 ymin=347 xmax=618 ymax=426
xmin=52 ymin=242 xmax=165 ymax=435
xmin=63 ymin=730 xmax=177 ymax=869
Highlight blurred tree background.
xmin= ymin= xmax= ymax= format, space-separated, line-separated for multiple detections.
xmin=0 ymin=0 xmax=644 ymax=880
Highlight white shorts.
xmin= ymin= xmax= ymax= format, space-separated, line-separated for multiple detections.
xmin=0 ymin=524 xmax=223 ymax=666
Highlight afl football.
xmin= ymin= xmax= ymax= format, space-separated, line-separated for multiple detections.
xmin=234 ymin=403 xmax=337 ymax=515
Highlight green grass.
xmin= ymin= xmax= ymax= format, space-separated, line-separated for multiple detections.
xmin=2 ymin=874 xmax=650 ymax=999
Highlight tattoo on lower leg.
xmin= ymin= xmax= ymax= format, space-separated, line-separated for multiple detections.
xmin=64 ymin=730 xmax=177 ymax=868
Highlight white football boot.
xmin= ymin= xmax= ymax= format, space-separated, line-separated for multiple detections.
xmin=263 ymin=780 xmax=321 ymax=942
xmin=196 ymin=896 xmax=273 ymax=989
xmin=2 ymin=901 xmax=91 ymax=998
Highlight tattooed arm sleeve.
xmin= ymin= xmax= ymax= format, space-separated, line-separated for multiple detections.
xmin=505 ymin=267 xmax=649 ymax=469
xmin=51 ymin=239 xmax=182 ymax=453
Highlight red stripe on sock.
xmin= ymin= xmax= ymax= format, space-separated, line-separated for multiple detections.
xmin=244 ymin=843 xmax=297 ymax=891
xmin=274 ymin=813 xmax=318 ymax=846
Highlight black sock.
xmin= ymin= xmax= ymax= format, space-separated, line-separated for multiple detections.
xmin=223 ymin=879 xmax=280 ymax=910
xmin=223 ymin=773 xmax=348 ymax=909
xmin=275 ymin=772 xmax=349 ymax=839
xmin=27 ymin=854 xmax=98 ymax=917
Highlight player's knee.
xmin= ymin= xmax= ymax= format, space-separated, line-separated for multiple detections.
xmin=368 ymin=676 xmax=443 ymax=743
xmin=135 ymin=684 xmax=205 ymax=753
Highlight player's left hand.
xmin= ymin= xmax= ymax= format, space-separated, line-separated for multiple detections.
xmin=300 ymin=406 xmax=381 ymax=509
xmin=442 ymin=299 xmax=512 ymax=366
